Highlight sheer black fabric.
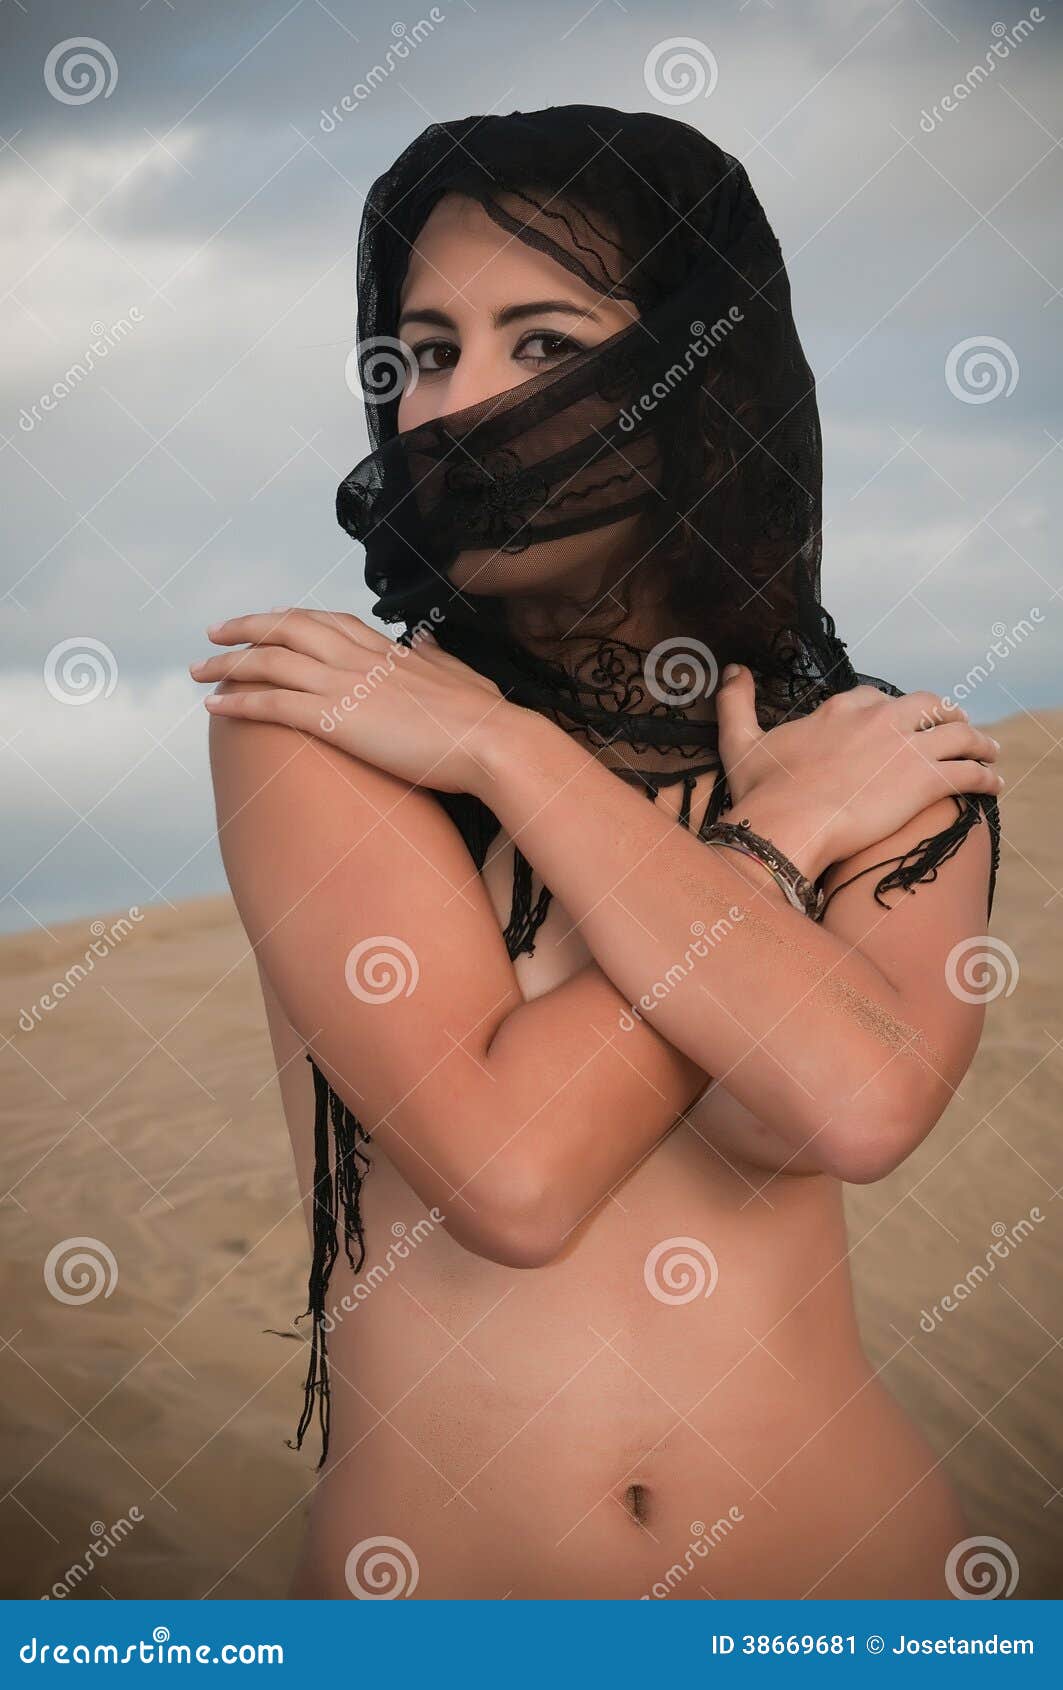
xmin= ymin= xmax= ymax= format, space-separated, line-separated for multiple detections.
xmin=287 ymin=105 xmax=1002 ymax=1466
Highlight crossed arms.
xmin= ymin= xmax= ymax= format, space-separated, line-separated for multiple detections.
xmin=209 ymin=688 xmax=993 ymax=1266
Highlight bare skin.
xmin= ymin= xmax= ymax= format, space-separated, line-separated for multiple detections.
xmin=197 ymin=194 xmax=1000 ymax=1598
xmin=270 ymin=768 xmax=976 ymax=1600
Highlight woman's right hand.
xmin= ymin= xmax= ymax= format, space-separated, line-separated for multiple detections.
xmin=714 ymin=667 xmax=1003 ymax=877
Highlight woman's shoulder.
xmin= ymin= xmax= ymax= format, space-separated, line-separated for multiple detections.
xmin=206 ymin=676 xmax=478 ymax=895
xmin=204 ymin=677 xmax=520 ymax=1092
xmin=207 ymin=675 xmax=408 ymax=798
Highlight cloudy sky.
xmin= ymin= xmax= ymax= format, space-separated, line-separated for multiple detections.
xmin=1 ymin=0 xmax=1058 ymax=934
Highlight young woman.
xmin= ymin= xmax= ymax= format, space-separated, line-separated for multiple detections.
xmin=195 ymin=108 xmax=1003 ymax=1599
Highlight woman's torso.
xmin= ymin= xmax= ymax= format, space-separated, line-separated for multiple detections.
xmin=264 ymin=770 xmax=970 ymax=1598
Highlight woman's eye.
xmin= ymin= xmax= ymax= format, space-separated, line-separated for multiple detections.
xmin=412 ymin=340 xmax=458 ymax=373
xmin=515 ymin=331 xmax=584 ymax=365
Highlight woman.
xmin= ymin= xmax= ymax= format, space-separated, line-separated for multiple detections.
xmin=194 ymin=108 xmax=1003 ymax=1599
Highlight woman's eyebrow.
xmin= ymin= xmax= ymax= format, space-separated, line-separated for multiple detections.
xmin=397 ymin=299 xmax=601 ymax=332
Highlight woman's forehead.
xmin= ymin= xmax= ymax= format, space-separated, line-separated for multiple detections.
xmin=399 ymin=191 xmax=630 ymax=317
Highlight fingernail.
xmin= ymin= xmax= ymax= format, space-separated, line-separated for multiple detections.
xmin=206 ymin=622 xmax=222 ymax=638
xmin=990 ymin=737 xmax=1001 ymax=749
xmin=722 ymin=664 xmax=742 ymax=681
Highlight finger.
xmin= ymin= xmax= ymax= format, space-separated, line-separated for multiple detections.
xmin=203 ymin=685 xmax=336 ymax=735
xmin=191 ymin=647 xmax=332 ymax=693
xmin=897 ymin=691 xmax=970 ymax=731
xmin=714 ymin=665 xmax=762 ymax=761
xmin=911 ymin=722 xmax=1000 ymax=764
xmin=206 ymin=610 xmax=385 ymax=664
xmin=278 ymin=608 xmax=394 ymax=653
xmin=929 ymin=759 xmax=1005 ymax=796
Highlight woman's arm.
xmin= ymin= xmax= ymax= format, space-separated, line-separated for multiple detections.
xmin=203 ymin=618 xmax=999 ymax=1254
xmin=209 ymin=691 xmax=814 ymax=1270
xmin=465 ymin=700 xmax=998 ymax=1187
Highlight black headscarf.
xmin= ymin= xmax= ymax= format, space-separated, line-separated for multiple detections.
xmin=287 ymin=105 xmax=1002 ymax=1467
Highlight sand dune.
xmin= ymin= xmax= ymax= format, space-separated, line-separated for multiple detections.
xmin=2 ymin=709 xmax=1060 ymax=1599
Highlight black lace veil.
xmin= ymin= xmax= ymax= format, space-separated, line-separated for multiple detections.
xmin=287 ymin=105 xmax=1002 ymax=1466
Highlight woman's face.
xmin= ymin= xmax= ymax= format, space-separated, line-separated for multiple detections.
xmin=394 ymin=192 xmax=645 ymax=606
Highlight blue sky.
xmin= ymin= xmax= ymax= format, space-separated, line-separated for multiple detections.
xmin=1 ymin=0 xmax=1059 ymax=933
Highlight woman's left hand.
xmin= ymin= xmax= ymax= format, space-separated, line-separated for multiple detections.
xmin=190 ymin=608 xmax=508 ymax=795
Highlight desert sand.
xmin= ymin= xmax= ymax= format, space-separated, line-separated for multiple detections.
xmin=2 ymin=708 xmax=1060 ymax=1600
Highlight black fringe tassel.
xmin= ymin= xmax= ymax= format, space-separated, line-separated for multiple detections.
xmin=286 ymin=1051 xmax=372 ymax=1469
xmin=502 ymin=844 xmax=554 ymax=957
xmin=288 ymin=841 xmax=552 ymax=1469
xmin=817 ymin=792 xmax=1002 ymax=923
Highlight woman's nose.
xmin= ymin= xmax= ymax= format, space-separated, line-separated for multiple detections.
xmin=434 ymin=349 xmax=526 ymax=415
